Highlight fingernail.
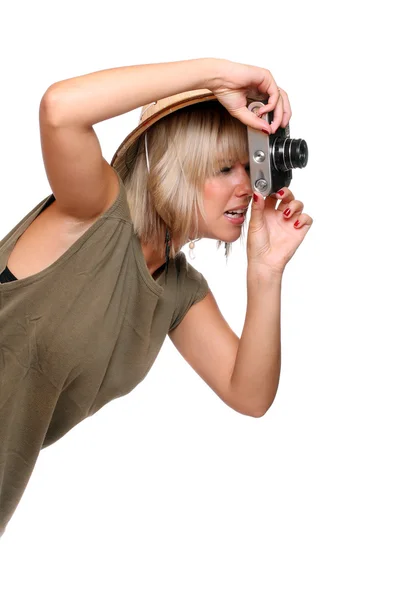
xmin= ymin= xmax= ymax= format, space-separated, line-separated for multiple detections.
xmin=253 ymin=193 xmax=258 ymax=202
xmin=283 ymin=208 xmax=291 ymax=217
xmin=294 ymin=220 xmax=300 ymax=228
xmin=277 ymin=190 xmax=284 ymax=196
xmin=262 ymin=128 xmax=270 ymax=135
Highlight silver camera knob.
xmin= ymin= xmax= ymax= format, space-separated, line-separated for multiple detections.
xmin=255 ymin=178 xmax=269 ymax=193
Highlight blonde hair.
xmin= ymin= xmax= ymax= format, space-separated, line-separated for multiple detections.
xmin=113 ymin=101 xmax=249 ymax=260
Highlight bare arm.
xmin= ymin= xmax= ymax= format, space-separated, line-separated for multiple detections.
xmin=169 ymin=267 xmax=282 ymax=418
xmin=39 ymin=58 xmax=221 ymax=219
xmin=43 ymin=58 xmax=221 ymax=127
xmin=230 ymin=267 xmax=282 ymax=416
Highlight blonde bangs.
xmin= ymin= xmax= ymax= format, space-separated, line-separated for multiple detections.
xmin=208 ymin=112 xmax=249 ymax=177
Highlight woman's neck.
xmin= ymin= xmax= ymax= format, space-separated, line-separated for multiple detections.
xmin=140 ymin=238 xmax=183 ymax=277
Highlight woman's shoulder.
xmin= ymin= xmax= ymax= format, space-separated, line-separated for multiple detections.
xmin=174 ymin=251 xmax=208 ymax=286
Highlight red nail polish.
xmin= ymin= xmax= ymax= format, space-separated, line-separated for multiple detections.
xmin=277 ymin=190 xmax=284 ymax=196
xmin=294 ymin=220 xmax=300 ymax=227
xmin=262 ymin=128 xmax=270 ymax=135
xmin=253 ymin=193 xmax=258 ymax=202
xmin=283 ymin=208 xmax=291 ymax=216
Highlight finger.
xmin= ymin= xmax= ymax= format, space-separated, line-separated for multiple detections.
xmin=258 ymin=87 xmax=292 ymax=129
xmin=255 ymin=71 xmax=281 ymax=113
xmin=278 ymin=89 xmax=292 ymax=128
xmin=271 ymin=187 xmax=294 ymax=202
xmin=232 ymin=105 xmax=273 ymax=134
xmin=249 ymin=192 xmax=266 ymax=227
xmin=293 ymin=214 xmax=314 ymax=229
xmin=270 ymin=95 xmax=284 ymax=134
xmin=257 ymin=85 xmax=284 ymax=117
xmin=279 ymin=199 xmax=304 ymax=217
xmin=264 ymin=187 xmax=293 ymax=210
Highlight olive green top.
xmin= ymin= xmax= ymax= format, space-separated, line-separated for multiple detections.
xmin=0 ymin=171 xmax=209 ymax=536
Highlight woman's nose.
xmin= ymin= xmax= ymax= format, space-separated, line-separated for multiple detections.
xmin=235 ymin=164 xmax=252 ymax=194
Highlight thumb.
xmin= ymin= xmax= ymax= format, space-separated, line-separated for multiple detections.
xmin=249 ymin=192 xmax=265 ymax=225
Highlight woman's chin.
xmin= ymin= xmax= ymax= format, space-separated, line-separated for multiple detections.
xmin=207 ymin=230 xmax=242 ymax=243
xmin=221 ymin=223 xmax=245 ymax=241
xmin=199 ymin=218 xmax=246 ymax=242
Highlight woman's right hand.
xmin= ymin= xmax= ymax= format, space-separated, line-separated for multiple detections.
xmin=207 ymin=58 xmax=292 ymax=134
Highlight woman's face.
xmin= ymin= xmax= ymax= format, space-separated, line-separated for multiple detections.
xmin=198 ymin=160 xmax=252 ymax=242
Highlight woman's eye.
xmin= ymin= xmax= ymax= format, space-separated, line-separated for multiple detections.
xmin=219 ymin=164 xmax=250 ymax=174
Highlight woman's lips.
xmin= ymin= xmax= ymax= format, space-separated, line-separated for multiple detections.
xmin=223 ymin=213 xmax=246 ymax=224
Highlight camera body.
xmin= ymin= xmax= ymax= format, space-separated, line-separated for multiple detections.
xmin=247 ymin=99 xmax=308 ymax=197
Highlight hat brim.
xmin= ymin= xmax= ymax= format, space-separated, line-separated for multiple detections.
xmin=111 ymin=89 xmax=217 ymax=167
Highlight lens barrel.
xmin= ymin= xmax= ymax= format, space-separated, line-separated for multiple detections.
xmin=272 ymin=137 xmax=308 ymax=172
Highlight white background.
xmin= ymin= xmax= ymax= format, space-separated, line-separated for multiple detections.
xmin=1 ymin=1 xmax=399 ymax=598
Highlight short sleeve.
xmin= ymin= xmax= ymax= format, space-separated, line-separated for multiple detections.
xmin=169 ymin=252 xmax=210 ymax=332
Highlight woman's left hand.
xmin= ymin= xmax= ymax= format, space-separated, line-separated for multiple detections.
xmin=247 ymin=187 xmax=313 ymax=274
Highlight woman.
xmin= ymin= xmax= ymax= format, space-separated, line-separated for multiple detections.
xmin=0 ymin=57 xmax=313 ymax=536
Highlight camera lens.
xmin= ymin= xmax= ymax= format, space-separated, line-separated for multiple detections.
xmin=272 ymin=137 xmax=308 ymax=171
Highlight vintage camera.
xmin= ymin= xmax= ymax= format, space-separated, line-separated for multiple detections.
xmin=247 ymin=99 xmax=308 ymax=197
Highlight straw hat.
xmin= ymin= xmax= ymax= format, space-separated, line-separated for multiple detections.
xmin=111 ymin=89 xmax=217 ymax=170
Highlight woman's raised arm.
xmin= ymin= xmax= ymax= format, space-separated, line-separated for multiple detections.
xmin=39 ymin=58 xmax=285 ymax=220
xmin=43 ymin=59 xmax=221 ymax=127
xmin=39 ymin=58 xmax=220 ymax=220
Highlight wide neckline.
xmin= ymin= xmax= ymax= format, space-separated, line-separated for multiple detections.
xmin=0 ymin=172 xmax=172 ymax=296
xmin=0 ymin=179 xmax=126 ymax=292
